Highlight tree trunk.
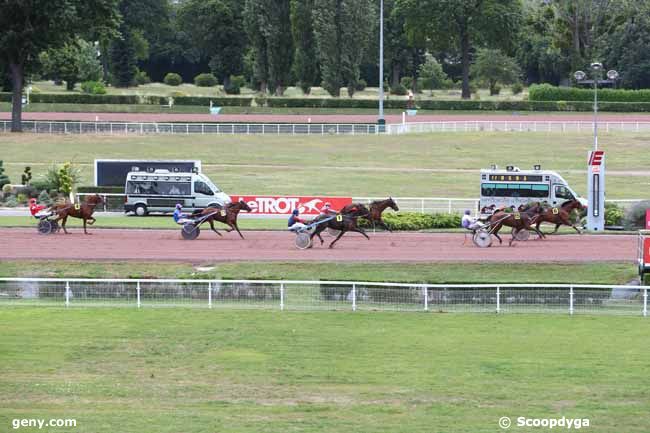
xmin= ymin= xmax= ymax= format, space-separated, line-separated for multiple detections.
xmin=260 ymin=80 xmax=268 ymax=94
xmin=391 ymin=63 xmax=401 ymax=89
xmin=66 ymin=81 xmax=75 ymax=91
xmin=9 ymin=62 xmax=24 ymax=133
xmin=460 ymin=27 xmax=471 ymax=99
xmin=275 ymin=83 xmax=285 ymax=96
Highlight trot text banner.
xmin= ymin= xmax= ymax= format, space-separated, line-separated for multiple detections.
xmin=234 ymin=195 xmax=352 ymax=216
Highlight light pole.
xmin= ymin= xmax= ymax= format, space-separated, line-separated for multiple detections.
xmin=574 ymin=64 xmax=619 ymax=231
xmin=378 ymin=0 xmax=385 ymax=130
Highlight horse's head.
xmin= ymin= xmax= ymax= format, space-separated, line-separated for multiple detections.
xmin=237 ymin=199 xmax=252 ymax=212
xmin=387 ymin=197 xmax=399 ymax=212
xmin=565 ymin=199 xmax=584 ymax=211
xmin=88 ymin=194 xmax=104 ymax=205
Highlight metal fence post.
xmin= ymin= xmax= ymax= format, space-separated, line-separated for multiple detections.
xmin=643 ymin=288 xmax=647 ymax=317
xmin=423 ymin=286 xmax=428 ymax=311
xmin=136 ymin=281 xmax=141 ymax=308
xmin=208 ymin=282 xmax=212 ymax=309
xmin=569 ymin=286 xmax=574 ymax=315
xmin=280 ymin=283 xmax=284 ymax=311
xmin=65 ymin=281 xmax=70 ymax=307
xmin=352 ymin=283 xmax=356 ymax=311
xmin=496 ymin=286 xmax=500 ymax=313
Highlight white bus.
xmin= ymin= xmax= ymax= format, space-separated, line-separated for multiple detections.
xmin=124 ymin=169 xmax=231 ymax=216
xmin=480 ymin=165 xmax=587 ymax=210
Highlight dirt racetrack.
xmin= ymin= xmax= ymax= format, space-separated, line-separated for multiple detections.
xmin=1 ymin=228 xmax=635 ymax=263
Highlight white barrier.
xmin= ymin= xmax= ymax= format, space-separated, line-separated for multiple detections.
xmin=386 ymin=121 xmax=650 ymax=135
xmin=0 ymin=278 xmax=646 ymax=316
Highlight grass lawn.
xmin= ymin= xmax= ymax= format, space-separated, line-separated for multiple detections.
xmin=0 ymin=132 xmax=647 ymax=198
xmin=0 ymin=261 xmax=636 ymax=284
xmin=0 ymin=309 xmax=648 ymax=433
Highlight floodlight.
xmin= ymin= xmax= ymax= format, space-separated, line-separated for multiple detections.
xmin=574 ymin=71 xmax=586 ymax=81
xmin=607 ymin=70 xmax=619 ymax=80
xmin=590 ymin=62 xmax=603 ymax=71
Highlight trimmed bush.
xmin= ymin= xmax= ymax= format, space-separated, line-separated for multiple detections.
xmin=135 ymin=70 xmax=151 ymax=85
xmin=194 ymin=73 xmax=218 ymax=87
xmin=624 ymin=201 xmax=650 ymax=230
xmin=529 ymin=83 xmax=650 ymax=103
xmin=224 ymin=75 xmax=246 ymax=95
xmin=605 ymin=202 xmax=624 ymax=226
xmin=3 ymin=195 xmax=18 ymax=207
xmin=80 ymin=81 xmax=107 ymax=95
xmin=163 ymin=73 xmax=183 ymax=86
xmin=390 ymin=83 xmax=407 ymax=95
xmin=358 ymin=212 xmax=461 ymax=231
xmin=355 ymin=79 xmax=367 ymax=91
xmin=511 ymin=82 xmax=524 ymax=95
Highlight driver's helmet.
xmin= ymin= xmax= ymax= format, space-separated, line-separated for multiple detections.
xmin=175 ymin=203 xmax=182 ymax=210
xmin=29 ymin=198 xmax=37 ymax=204
xmin=464 ymin=209 xmax=471 ymax=215
xmin=292 ymin=209 xmax=299 ymax=216
xmin=324 ymin=202 xmax=331 ymax=207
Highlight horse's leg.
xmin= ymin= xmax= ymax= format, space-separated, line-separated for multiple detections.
xmin=552 ymin=222 xmax=561 ymax=234
xmin=61 ymin=216 xmax=69 ymax=234
xmin=491 ymin=223 xmax=503 ymax=245
xmin=530 ymin=223 xmax=545 ymax=240
xmin=560 ymin=216 xmax=582 ymax=234
xmin=87 ymin=216 xmax=96 ymax=225
xmin=232 ymin=222 xmax=245 ymax=239
xmin=378 ymin=220 xmax=392 ymax=233
xmin=328 ymin=230 xmax=346 ymax=248
xmin=309 ymin=225 xmax=325 ymax=245
xmin=352 ymin=227 xmax=370 ymax=240
xmin=208 ymin=220 xmax=222 ymax=236
xmin=83 ymin=218 xmax=91 ymax=235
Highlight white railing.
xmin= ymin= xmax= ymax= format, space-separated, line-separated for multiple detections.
xmin=386 ymin=121 xmax=650 ymax=135
xmin=0 ymin=278 xmax=646 ymax=316
xmin=1 ymin=120 xmax=380 ymax=135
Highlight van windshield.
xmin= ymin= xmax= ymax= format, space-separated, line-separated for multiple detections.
xmin=199 ymin=174 xmax=221 ymax=193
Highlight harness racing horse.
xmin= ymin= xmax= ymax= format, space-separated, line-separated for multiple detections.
xmin=341 ymin=197 xmax=399 ymax=232
xmin=488 ymin=204 xmax=546 ymax=246
xmin=50 ymin=194 xmax=104 ymax=235
xmin=196 ymin=199 xmax=252 ymax=239
xmin=309 ymin=204 xmax=370 ymax=249
xmin=534 ymin=199 xmax=584 ymax=235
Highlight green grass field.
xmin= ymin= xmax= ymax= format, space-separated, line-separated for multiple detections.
xmin=0 ymin=132 xmax=647 ymax=198
xmin=0 ymin=309 xmax=648 ymax=433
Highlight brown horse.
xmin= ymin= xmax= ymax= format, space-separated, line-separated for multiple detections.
xmin=50 ymin=194 xmax=104 ymax=235
xmin=341 ymin=197 xmax=399 ymax=232
xmin=488 ymin=204 xmax=545 ymax=246
xmin=309 ymin=204 xmax=370 ymax=248
xmin=195 ymin=200 xmax=252 ymax=239
xmin=535 ymin=199 xmax=584 ymax=235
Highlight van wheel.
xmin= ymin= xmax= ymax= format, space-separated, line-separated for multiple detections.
xmin=134 ymin=204 xmax=148 ymax=216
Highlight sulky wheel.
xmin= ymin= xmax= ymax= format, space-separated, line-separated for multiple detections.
xmin=37 ymin=219 xmax=54 ymax=235
xmin=295 ymin=232 xmax=312 ymax=250
xmin=512 ymin=228 xmax=530 ymax=241
xmin=181 ymin=223 xmax=200 ymax=240
xmin=472 ymin=229 xmax=493 ymax=248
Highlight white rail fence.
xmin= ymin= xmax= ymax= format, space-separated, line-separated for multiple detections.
xmin=1 ymin=120 xmax=380 ymax=135
xmin=74 ymin=193 xmax=642 ymax=215
xmin=0 ymin=278 xmax=646 ymax=316
xmin=386 ymin=121 xmax=650 ymax=135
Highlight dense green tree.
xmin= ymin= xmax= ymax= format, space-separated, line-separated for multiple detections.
xmin=290 ymin=0 xmax=319 ymax=94
xmin=178 ymin=0 xmax=246 ymax=87
xmin=313 ymin=0 xmax=375 ymax=97
xmin=110 ymin=24 xmax=138 ymax=87
xmin=400 ymin=0 xmax=523 ymax=99
xmin=471 ymin=48 xmax=521 ymax=95
xmin=39 ymin=39 xmax=102 ymax=90
xmin=417 ymin=53 xmax=450 ymax=92
xmin=0 ymin=0 xmax=119 ymax=131
xmin=244 ymin=0 xmax=269 ymax=93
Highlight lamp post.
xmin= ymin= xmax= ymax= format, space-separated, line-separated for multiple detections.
xmin=574 ymin=64 xmax=619 ymax=231
xmin=378 ymin=0 xmax=385 ymax=131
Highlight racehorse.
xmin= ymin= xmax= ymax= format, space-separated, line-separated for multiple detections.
xmin=309 ymin=204 xmax=370 ymax=249
xmin=196 ymin=199 xmax=252 ymax=239
xmin=50 ymin=194 xmax=104 ymax=235
xmin=488 ymin=204 xmax=546 ymax=246
xmin=534 ymin=199 xmax=584 ymax=235
xmin=341 ymin=197 xmax=399 ymax=232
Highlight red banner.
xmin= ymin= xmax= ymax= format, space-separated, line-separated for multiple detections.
xmin=234 ymin=195 xmax=352 ymax=216
xmin=646 ymin=209 xmax=650 ymax=230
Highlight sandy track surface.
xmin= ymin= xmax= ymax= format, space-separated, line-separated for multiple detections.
xmin=1 ymin=228 xmax=635 ymax=263
xmin=4 ymin=112 xmax=650 ymax=124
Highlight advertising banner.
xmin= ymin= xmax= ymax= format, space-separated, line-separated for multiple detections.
xmin=234 ymin=195 xmax=353 ymax=216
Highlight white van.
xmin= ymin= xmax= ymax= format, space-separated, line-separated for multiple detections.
xmin=124 ymin=169 xmax=231 ymax=216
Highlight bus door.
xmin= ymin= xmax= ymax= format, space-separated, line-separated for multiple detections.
xmin=552 ymin=184 xmax=574 ymax=206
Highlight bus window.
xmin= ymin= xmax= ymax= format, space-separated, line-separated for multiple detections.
xmin=194 ymin=181 xmax=213 ymax=196
xmin=165 ymin=182 xmax=190 ymax=196
xmin=481 ymin=183 xmax=496 ymax=196
xmin=127 ymin=181 xmax=159 ymax=195
xmin=531 ymin=184 xmax=550 ymax=198
xmin=554 ymin=185 xmax=574 ymax=200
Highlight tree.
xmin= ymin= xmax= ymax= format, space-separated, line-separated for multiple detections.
xmin=471 ymin=48 xmax=521 ymax=95
xmin=312 ymin=0 xmax=375 ymax=97
xmin=39 ymin=39 xmax=102 ymax=90
xmin=0 ymin=161 xmax=10 ymax=189
xmin=291 ymin=0 xmax=319 ymax=94
xmin=110 ymin=24 xmax=138 ymax=87
xmin=400 ymin=0 xmax=523 ymax=99
xmin=178 ymin=0 xmax=246 ymax=87
xmin=417 ymin=53 xmax=449 ymax=92
xmin=0 ymin=0 xmax=119 ymax=132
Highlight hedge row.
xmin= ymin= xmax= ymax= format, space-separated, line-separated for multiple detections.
xmin=77 ymin=186 xmax=124 ymax=193
xmin=358 ymin=212 xmax=461 ymax=230
xmin=529 ymin=83 xmax=650 ymax=103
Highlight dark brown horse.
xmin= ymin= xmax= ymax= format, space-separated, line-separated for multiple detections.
xmin=195 ymin=200 xmax=252 ymax=239
xmin=341 ymin=197 xmax=399 ymax=232
xmin=50 ymin=194 xmax=104 ymax=234
xmin=488 ymin=204 xmax=545 ymax=246
xmin=535 ymin=199 xmax=584 ymax=235
xmin=309 ymin=204 xmax=370 ymax=248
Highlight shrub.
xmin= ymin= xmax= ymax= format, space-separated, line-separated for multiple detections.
xmin=40 ymin=163 xmax=82 ymax=194
xmin=21 ymin=166 xmax=32 ymax=185
xmin=169 ymin=91 xmax=187 ymax=98
xmin=400 ymin=76 xmax=415 ymax=91
xmin=529 ymin=83 xmax=650 ymax=103
xmin=164 ymin=73 xmax=183 ymax=86
xmin=224 ymin=75 xmax=246 ymax=94
xmin=605 ymin=202 xmax=625 ymax=226
xmin=491 ymin=84 xmax=502 ymax=95
xmin=390 ymin=83 xmax=407 ymax=95
xmin=511 ymin=82 xmax=524 ymax=95
xmin=0 ymin=160 xmax=10 ymax=188
xmin=355 ymin=79 xmax=367 ymax=91
xmin=2 ymin=184 xmax=13 ymax=194
xmin=135 ymin=70 xmax=151 ymax=85
xmin=16 ymin=193 xmax=28 ymax=204
xmin=358 ymin=212 xmax=461 ymax=231
xmin=624 ymin=200 xmax=650 ymax=230
xmin=194 ymin=73 xmax=218 ymax=87
xmin=80 ymin=80 xmax=107 ymax=95
xmin=4 ymin=195 xmax=18 ymax=207
xmin=38 ymin=190 xmax=52 ymax=206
